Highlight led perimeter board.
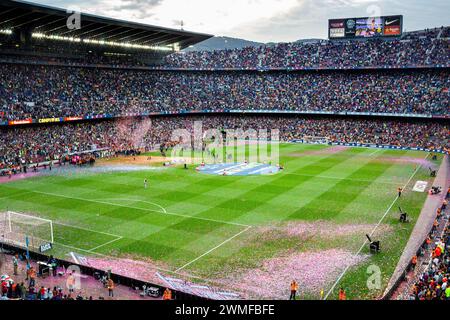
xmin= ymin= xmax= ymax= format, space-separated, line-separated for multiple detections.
xmin=329 ymin=15 xmax=403 ymax=39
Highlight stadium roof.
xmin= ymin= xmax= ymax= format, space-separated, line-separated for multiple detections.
xmin=0 ymin=0 xmax=213 ymax=50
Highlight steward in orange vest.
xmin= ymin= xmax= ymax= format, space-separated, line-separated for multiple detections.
xmin=338 ymin=288 xmax=346 ymax=300
xmin=163 ymin=288 xmax=172 ymax=300
xmin=289 ymin=280 xmax=298 ymax=300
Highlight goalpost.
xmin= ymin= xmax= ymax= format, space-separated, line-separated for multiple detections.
xmin=302 ymin=136 xmax=330 ymax=145
xmin=0 ymin=211 xmax=54 ymax=251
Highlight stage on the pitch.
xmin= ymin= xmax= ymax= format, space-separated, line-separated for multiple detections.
xmin=196 ymin=162 xmax=281 ymax=176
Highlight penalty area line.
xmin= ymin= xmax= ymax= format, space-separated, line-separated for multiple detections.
xmin=54 ymin=221 xmax=122 ymax=238
xmin=324 ymin=152 xmax=429 ymax=300
xmin=95 ymin=198 xmax=167 ymax=214
xmin=87 ymin=236 xmax=123 ymax=253
xmin=175 ymin=225 xmax=252 ymax=273
xmin=29 ymin=190 xmax=250 ymax=228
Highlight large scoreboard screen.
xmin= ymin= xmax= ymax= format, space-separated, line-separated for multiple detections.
xmin=329 ymin=15 xmax=403 ymax=39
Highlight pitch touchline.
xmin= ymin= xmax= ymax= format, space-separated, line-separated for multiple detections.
xmin=175 ymin=226 xmax=252 ymax=273
xmin=28 ymin=190 xmax=250 ymax=227
xmin=324 ymin=153 xmax=430 ymax=300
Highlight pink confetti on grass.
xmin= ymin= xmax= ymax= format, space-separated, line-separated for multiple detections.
xmin=224 ymin=249 xmax=369 ymax=299
xmin=85 ymin=256 xmax=164 ymax=285
xmin=374 ymin=156 xmax=435 ymax=169
xmin=258 ymin=221 xmax=393 ymax=242
xmin=285 ymin=221 xmax=392 ymax=239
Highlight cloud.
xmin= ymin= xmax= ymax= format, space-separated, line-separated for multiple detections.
xmin=111 ymin=0 xmax=164 ymax=19
xmin=31 ymin=0 xmax=450 ymax=42
xmin=226 ymin=0 xmax=450 ymax=42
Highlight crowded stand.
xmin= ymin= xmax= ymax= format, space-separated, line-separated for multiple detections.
xmin=0 ymin=116 xmax=448 ymax=172
xmin=409 ymin=194 xmax=450 ymax=300
xmin=162 ymin=27 xmax=449 ymax=70
xmin=0 ymin=64 xmax=448 ymax=121
xmin=0 ymin=252 xmax=165 ymax=300
xmin=0 ymin=119 xmax=141 ymax=170
xmin=401 ymin=27 xmax=446 ymax=40
xmin=0 ymin=0 xmax=448 ymax=304
xmin=0 ymin=51 xmax=150 ymax=68
xmin=3 ymin=0 xmax=450 ymax=305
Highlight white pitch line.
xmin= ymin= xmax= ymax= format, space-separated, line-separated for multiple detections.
xmin=29 ymin=190 xmax=250 ymax=228
xmin=55 ymin=241 xmax=102 ymax=255
xmin=54 ymin=221 xmax=122 ymax=238
xmin=175 ymin=226 xmax=252 ymax=272
xmin=96 ymin=198 xmax=167 ymax=214
xmin=368 ymin=149 xmax=382 ymax=156
xmin=88 ymin=236 xmax=123 ymax=252
xmin=70 ymin=252 xmax=80 ymax=264
xmin=324 ymin=153 xmax=429 ymax=300
xmin=55 ymin=241 xmax=217 ymax=284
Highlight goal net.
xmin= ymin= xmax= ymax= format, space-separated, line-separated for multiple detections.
xmin=0 ymin=211 xmax=54 ymax=250
xmin=302 ymin=136 xmax=330 ymax=145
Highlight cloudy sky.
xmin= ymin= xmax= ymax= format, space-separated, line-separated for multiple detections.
xmin=32 ymin=0 xmax=450 ymax=42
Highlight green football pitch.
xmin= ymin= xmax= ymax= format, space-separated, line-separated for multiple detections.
xmin=0 ymin=143 xmax=442 ymax=299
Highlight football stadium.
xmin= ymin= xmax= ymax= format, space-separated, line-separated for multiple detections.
xmin=0 ymin=0 xmax=449 ymax=306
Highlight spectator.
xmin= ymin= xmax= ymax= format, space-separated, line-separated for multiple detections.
xmin=163 ymin=288 xmax=172 ymax=300
xmin=107 ymin=278 xmax=115 ymax=298
xmin=289 ymin=280 xmax=298 ymax=300
xmin=27 ymin=266 xmax=36 ymax=288
xmin=0 ymin=115 xmax=448 ymax=172
xmin=338 ymin=288 xmax=346 ymax=300
xmin=67 ymin=270 xmax=76 ymax=294
xmin=409 ymin=199 xmax=449 ymax=300
xmin=12 ymin=254 xmax=18 ymax=276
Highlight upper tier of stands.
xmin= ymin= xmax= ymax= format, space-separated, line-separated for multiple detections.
xmin=1 ymin=26 xmax=448 ymax=71
xmin=0 ymin=26 xmax=448 ymax=122
xmin=160 ymin=27 xmax=449 ymax=70
xmin=0 ymin=65 xmax=448 ymax=121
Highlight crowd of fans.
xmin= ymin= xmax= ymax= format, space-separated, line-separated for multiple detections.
xmin=410 ymin=192 xmax=450 ymax=300
xmin=1 ymin=253 xmax=118 ymax=300
xmin=0 ymin=26 xmax=447 ymax=122
xmin=162 ymin=28 xmax=449 ymax=70
xmin=0 ymin=119 xmax=141 ymax=169
xmin=1 ymin=273 xmax=94 ymax=300
xmin=1 ymin=115 xmax=448 ymax=170
xmin=1 ymin=27 xmax=447 ymax=72
xmin=0 ymin=26 xmax=448 ymax=175
xmin=0 ymin=63 xmax=448 ymax=121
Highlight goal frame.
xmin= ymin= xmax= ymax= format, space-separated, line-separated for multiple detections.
xmin=1 ymin=211 xmax=54 ymax=249
xmin=302 ymin=136 xmax=330 ymax=145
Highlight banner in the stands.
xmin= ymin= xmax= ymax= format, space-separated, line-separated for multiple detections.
xmin=0 ymin=109 xmax=443 ymax=127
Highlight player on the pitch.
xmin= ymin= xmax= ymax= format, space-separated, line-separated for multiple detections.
xmin=144 ymin=179 xmax=148 ymax=189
